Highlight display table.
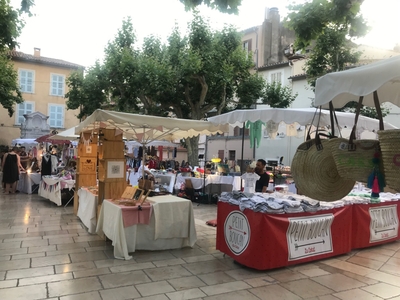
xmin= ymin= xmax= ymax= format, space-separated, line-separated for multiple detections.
xmin=96 ymin=195 xmax=197 ymax=260
xmin=77 ymin=188 xmax=98 ymax=234
xmin=216 ymin=201 xmax=352 ymax=270
xmin=351 ymin=201 xmax=400 ymax=249
xmin=17 ymin=172 xmax=41 ymax=194
xmin=176 ymin=175 xmax=236 ymax=196
xmin=38 ymin=176 xmax=75 ymax=206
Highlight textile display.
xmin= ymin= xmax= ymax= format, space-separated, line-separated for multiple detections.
xmin=216 ymin=201 xmax=352 ymax=270
xmin=96 ymin=195 xmax=197 ymax=260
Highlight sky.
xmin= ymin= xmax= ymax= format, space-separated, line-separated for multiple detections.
xmin=11 ymin=0 xmax=400 ymax=68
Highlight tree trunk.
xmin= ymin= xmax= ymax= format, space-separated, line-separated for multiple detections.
xmin=186 ymin=136 xmax=199 ymax=167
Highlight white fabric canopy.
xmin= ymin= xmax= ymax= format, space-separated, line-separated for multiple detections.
xmin=314 ymin=55 xmax=400 ymax=108
xmin=207 ymin=108 xmax=397 ymax=132
xmin=51 ymin=126 xmax=79 ymax=140
xmin=11 ymin=138 xmax=38 ymax=147
xmin=75 ymin=110 xmax=229 ymax=142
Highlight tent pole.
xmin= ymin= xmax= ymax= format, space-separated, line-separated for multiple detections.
xmin=240 ymin=122 xmax=245 ymax=190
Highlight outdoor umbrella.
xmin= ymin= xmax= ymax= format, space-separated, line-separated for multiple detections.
xmin=35 ymin=133 xmax=71 ymax=145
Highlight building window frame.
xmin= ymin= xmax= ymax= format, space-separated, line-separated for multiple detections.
xmin=50 ymin=73 xmax=65 ymax=97
xmin=19 ymin=69 xmax=35 ymax=94
xmin=270 ymin=71 xmax=282 ymax=83
xmin=229 ymin=150 xmax=236 ymax=161
xmin=15 ymin=101 xmax=35 ymax=125
xmin=48 ymin=103 xmax=64 ymax=128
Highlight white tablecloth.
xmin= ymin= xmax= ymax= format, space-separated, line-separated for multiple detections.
xmin=38 ymin=177 xmax=75 ymax=206
xmin=77 ymin=188 xmax=98 ymax=234
xmin=17 ymin=172 xmax=41 ymax=194
xmin=176 ymin=174 xmax=235 ymax=190
xmin=96 ymin=195 xmax=197 ymax=260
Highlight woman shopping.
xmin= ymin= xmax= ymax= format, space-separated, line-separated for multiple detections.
xmin=2 ymin=147 xmax=24 ymax=194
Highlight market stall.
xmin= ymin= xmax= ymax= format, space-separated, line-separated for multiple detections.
xmin=73 ymin=109 xmax=227 ymax=255
xmin=216 ymin=191 xmax=400 ymax=270
xmin=17 ymin=172 xmax=41 ymax=194
xmin=314 ymin=55 xmax=400 ymax=193
xmin=96 ymin=195 xmax=197 ymax=260
xmin=77 ymin=187 xmax=98 ymax=233
xmin=38 ymin=176 xmax=75 ymax=206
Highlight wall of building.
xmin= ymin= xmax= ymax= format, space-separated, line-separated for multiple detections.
xmin=0 ymin=60 xmax=80 ymax=146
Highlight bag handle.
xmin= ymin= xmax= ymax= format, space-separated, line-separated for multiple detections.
xmin=306 ymin=108 xmax=319 ymax=141
xmin=348 ymin=92 xmax=384 ymax=150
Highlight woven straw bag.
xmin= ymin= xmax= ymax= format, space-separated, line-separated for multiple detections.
xmin=329 ymin=95 xmax=384 ymax=182
xmin=291 ymin=135 xmax=355 ymax=202
xmin=329 ymin=138 xmax=380 ymax=182
xmin=377 ymin=129 xmax=400 ymax=191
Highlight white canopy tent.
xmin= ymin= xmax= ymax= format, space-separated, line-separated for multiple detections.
xmin=75 ymin=109 xmax=229 ymax=176
xmin=314 ymin=55 xmax=400 ymax=108
xmin=51 ymin=126 xmax=79 ymax=141
xmin=207 ymin=108 xmax=397 ymax=132
xmin=11 ymin=138 xmax=38 ymax=148
xmin=208 ymin=108 xmax=397 ymax=166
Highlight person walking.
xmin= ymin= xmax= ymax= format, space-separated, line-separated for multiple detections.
xmin=2 ymin=147 xmax=24 ymax=194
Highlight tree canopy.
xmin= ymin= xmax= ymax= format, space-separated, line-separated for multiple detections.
xmin=66 ymin=14 xmax=266 ymax=165
xmin=284 ymin=0 xmax=387 ymax=119
xmin=0 ymin=0 xmax=29 ymax=116
xmin=179 ymin=0 xmax=242 ymax=14
xmin=285 ymin=0 xmax=369 ymax=88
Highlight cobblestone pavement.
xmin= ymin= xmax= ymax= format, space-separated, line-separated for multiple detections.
xmin=0 ymin=193 xmax=400 ymax=299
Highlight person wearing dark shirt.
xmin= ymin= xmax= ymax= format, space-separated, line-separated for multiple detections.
xmin=255 ymin=159 xmax=271 ymax=193
xmin=19 ymin=146 xmax=30 ymax=169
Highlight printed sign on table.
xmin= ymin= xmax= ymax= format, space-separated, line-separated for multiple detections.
xmin=369 ymin=205 xmax=399 ymax=243
xmin=287 ymin=214 xmax=334 ymax=261
xmin=224 ymin=211 xmax=250 ymax=255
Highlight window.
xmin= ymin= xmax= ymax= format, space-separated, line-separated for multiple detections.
xmin=271 ymin=72 xmax=282 ymax=83
xmin=48 ymin=104 xmax=64 ymax=128
xmin=19 ymin=69 xmax=34 ymax=93
xmin=229 ymin=150 xmax=236 ymax=161
xmin=233 ymin=126 xmax=249 ymax=136
xmin=50 ymin=74 xmax=65 ymax=96
xmin=16 ymin=101 xmax=35 ymax=125
xmin=243 ymin=39 xmax=252 ymax=53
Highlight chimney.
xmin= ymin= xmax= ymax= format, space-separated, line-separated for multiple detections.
xmin=34 ymin=47 xmax=41 ymax=57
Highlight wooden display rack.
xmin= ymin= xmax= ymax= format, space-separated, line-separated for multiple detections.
xmin=97 ymin=128 xmax=127 ymax=218
xmin=74 ymin=132 xmax=98 ymax=215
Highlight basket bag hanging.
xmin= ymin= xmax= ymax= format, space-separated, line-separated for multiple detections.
xmin=291 ymin=107 xmax=355 ymax=201
xmin=377 ymin=92 xmax=400 ymax=191
xmin=329 ymin=95 xmax=383 ymax=182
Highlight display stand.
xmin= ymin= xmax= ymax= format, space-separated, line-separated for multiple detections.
xmin=97 ymin=129 xmax=127 ymax=219
xmin=74 ymin=133 xmax=98 ymax=215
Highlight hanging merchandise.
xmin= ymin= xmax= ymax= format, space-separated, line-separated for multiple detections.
xmin=173 ymin=147 xmax=177 ymax=158
xmin=147 ymin=146 xmax=151 ymax=155
xmin=367 ymin=151 xmax=385 ymax=202
xmin=138 ymin=146 xmax=143 ymax=158
xmin=265 ymin=120 xmax=279 ymax=139
xmin=246 ymin=120 xmax=265 ymax=148
xmin=286 ymin=124 xmax=297 ymax=137
xmin=158 ymin=146 xmax=163 ymax=161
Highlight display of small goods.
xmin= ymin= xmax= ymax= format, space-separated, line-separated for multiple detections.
xmin=113 ymin=188 xmax=151 ymax=206
xmin=57 ymin=169 xmax=74 ymax=180
xmin=86 ymin=186 xmax=98 ymax=195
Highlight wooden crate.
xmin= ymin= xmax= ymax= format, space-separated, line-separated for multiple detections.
xmin=98 ymin=180 xmax=127 ymax=205
xmin=78 ymin=143 xmax=98 ymax=157
xmin=99 ymin=128 xmax=123 ymax=142
xmin=98 ymin=158 xmax=126 ymax=181
xmin=98 ymin=141 xmax=125 ymax=160
xmin=77 ymin=157 xmax=97 ymax=174
xmin=75 ymin=173 xmax=97 ymax=188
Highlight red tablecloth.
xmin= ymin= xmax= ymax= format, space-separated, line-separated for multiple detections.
xmin=216 ymin=201 xmax=352 ymax=270
xmin=352 ymin=201 xmax=400 ymax=249
xmin=106 ymin=200 xmax=152 ymax=228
